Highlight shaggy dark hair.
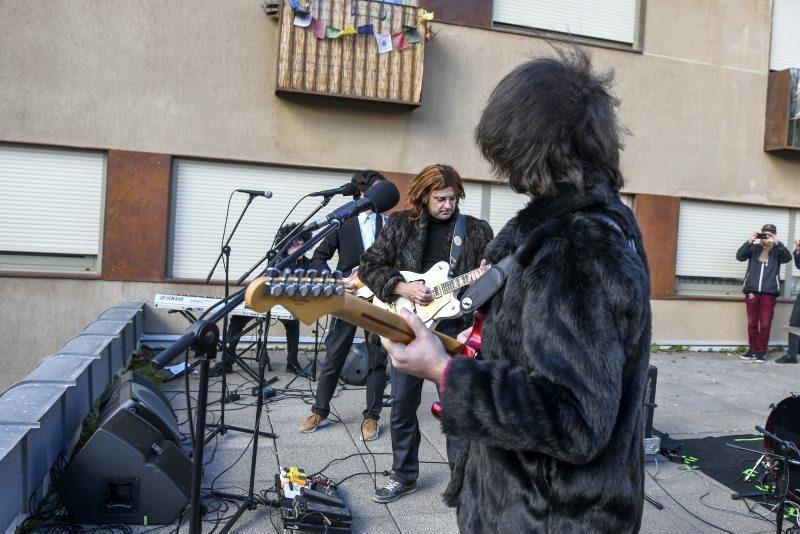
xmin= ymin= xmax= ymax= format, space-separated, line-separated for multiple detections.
xmin=275 ymin=222 xmax=311 ymax=248
xmin=475 ymin=48 xmax=624 ymax=197
xmin=351 ymin=170 xmax=387 ymax=200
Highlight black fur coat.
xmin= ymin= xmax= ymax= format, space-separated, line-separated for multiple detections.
xmin=358 ymin=209 xmax=494 ymax=338
xmin=441 ymin=183 xmax=651 ymax=533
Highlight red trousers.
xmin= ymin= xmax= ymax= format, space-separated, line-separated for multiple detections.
xmin=745 ymin=292 xmax=777 ymax=354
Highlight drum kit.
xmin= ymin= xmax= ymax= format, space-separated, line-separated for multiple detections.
xmin=732 ymin=392 xmax=800 ymax=532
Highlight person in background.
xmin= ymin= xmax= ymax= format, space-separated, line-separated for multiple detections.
xmin=776 ymin=239 xmax=800 ymax=364
xmin=736 ymin=224 xmax=792 ymax=363
xmin=297 ymin=170 xmax=390 ymax=442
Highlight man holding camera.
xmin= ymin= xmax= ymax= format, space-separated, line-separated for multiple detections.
xmin=736 ymin=224 xmax=792 ymax=363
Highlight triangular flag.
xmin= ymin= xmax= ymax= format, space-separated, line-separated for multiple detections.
xmin=340 ymin=24 xmax=357 ymax=37
xmin=425 ymin=24 xmax=435 ymax=41
xmin=326 ymin=25 xmax=342 ymax=39
xmin=311 ymin=17 xmax=326 ymax=39
xmin=392 ymin=31 xmax=409 ymax=51
xmin=419 ymin=10 xmax=434 ymax=23
xmin=404 ymin=25 xmax=420 ymax=44
xmin=375 ymin=33 xmax=393 ymax=54
xmin=357 ymin=24 xmax=374 ymax=35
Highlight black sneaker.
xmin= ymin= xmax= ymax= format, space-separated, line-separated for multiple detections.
xmin=739 ymin=351 xmax=755 ymax=361
xmin=372 ymin=477 xmax=417 ymax=503
xmin=775 ymin=354 xmax=798 ymax=364
xmin=753 ymin=353 xmax=766 ymax=363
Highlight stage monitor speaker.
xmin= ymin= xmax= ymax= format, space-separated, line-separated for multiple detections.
xmin=96 ymin=370 xmax=181 ymax=446
xmin=58 ymin=406 xmax=191 ymax=525
xmin=643 ymin=364 xmax=658 ymax=438
xmin=340 ymin=342 xmax=368 ymax=386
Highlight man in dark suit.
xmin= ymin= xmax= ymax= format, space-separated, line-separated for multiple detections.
xmin=298 ymin=170 xmax=389 ymax=442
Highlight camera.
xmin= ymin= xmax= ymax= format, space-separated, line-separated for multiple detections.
xmin=756 ymin=233 xmax=769 ymax=239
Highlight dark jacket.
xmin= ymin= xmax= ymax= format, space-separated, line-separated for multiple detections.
xmin=311 ymin=215 xmax=384 ymax=277
xmin=358 ymin=209 xmax=494 ymax=337
xmin=440 ymin=184 xmax=651 ymax=533
xmin=736 ymin=241 xmax=792 ymax=294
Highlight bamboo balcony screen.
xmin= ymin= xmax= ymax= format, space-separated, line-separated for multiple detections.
xmin=276 ymin=0 xmax=426 ymax=106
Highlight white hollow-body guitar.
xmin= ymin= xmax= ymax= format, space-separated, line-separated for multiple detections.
xmin=354 ymin=261 xmax=489 ymax=327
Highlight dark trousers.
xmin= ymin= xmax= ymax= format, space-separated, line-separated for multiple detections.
xmin=390 ymin=366 xmax=464 ymax=483
xmin=787 ymin=296 xmax=800 ymax=356
xmin=226 ymin=314 xmax=300 ymax=367
xmin=745 ymin=292 xmax=778 ymax=354
xmin=312 ymin=318 xmax=388 ymax=421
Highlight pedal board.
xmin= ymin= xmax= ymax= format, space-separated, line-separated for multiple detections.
xmin=277 ymin=467 xmax=352 ymax=533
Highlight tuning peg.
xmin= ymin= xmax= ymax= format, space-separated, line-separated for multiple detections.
xmin=331 ymin=270 xmax=342 ymax=280
xmin=334 ymin=284 xmax=345 ymax=296
xmin=270 ymin=270 xmax=288 ymax=297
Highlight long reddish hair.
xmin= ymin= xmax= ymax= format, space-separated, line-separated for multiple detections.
xmin=407 ymin=164 xmax=465 ymax=219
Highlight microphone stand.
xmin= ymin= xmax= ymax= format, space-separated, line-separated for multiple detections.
xmin=203 ymin=193 xmax=272 ymax=462
xmin=151 ymin=220 xmax=343 ymax=534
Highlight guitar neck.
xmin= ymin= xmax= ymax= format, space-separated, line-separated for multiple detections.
xmin=333 ymin=295 xmax=464 ymax=355
xmin=434 ymin=265 xmax=490 ymax=296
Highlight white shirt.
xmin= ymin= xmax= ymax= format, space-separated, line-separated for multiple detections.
xmin=358 ymin=212 xmax=385 ymax=251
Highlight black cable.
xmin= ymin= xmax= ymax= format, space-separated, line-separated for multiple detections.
xmin=646 ymin=466 xmax=735 ymax=533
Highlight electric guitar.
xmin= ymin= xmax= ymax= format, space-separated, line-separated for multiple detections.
xmin=244 ymin=269 xmax=482 ymax=418
xmin=352 ymin=261 xmax=490 ymax=327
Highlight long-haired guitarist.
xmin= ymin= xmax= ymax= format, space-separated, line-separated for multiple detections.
xmin=358 ymin=164 xmax=494 ymax=503
xmin=381 ymin=49 xmax=652 ymax=532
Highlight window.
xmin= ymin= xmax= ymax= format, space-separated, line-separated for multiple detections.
xmin=169 ymin=159 xmax=356 ymax=280
xmin=675 ymin=200 xmax=795 ymax=296
xmin=0 ymin=145 xmax=105 ymax=274
xmin=493 ymin=0 xmax=640 ymax=46
xmin=770 ymin=0 xmax=800 ymax=71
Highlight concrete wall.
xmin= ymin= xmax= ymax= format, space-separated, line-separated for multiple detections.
xmin=2 ymin=0 xmax=800 ymax=387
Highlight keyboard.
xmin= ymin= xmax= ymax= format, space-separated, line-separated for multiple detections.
xmin=154 ymin=294 xmax=293 ymax=320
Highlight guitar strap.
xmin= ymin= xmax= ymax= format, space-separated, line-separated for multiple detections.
xmin=460 ymin=209 xmax=636 ymax=315
xmin=448 ymin=213 xmax=467 ymax=278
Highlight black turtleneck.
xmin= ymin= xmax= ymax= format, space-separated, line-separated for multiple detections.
xmin=421 ymin=211 xmax=455 ymax=272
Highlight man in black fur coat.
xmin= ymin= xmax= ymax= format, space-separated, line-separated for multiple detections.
xmin=358 ymin=164 xmax=494 ymax=503
xmin=381 ymin=50 xmax=652 ymax=532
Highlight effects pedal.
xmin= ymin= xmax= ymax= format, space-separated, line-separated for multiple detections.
xmin=276 ymin=467 xmax=352 ymax=533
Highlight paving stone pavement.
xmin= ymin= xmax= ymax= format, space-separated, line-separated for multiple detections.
xmin=134 ymin=348 xmax=800 ymax=533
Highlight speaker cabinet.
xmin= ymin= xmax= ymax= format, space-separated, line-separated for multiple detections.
xmin=58 ymin=374 xmax=191 ymax=525
xmin=340 ymin=342 xmax=368 ymax=386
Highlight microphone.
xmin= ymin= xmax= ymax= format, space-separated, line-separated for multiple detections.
xmin=303 ymin=180 xmax=399 ymax=232
xmin=308 ymin=183 xmax=358 ymax=198
xmin=236 ymin=189 xmax=273 ymax=198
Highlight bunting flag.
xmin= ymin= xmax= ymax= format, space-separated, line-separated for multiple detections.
xmin=293 ymin=10 xmax=312 ymax=27
xmin=392 ymin=31 xmax=409 ymax=51
xmin=326 ymin=25 xmax=342 ymax=39
xmin=403 ymin=25 xmax=420 ymax=44
xmin=357 ymin=23 xmax=374 ymax=35
xmin=419 ymin=10 xmax=434 ymax=23
xmin=289 ymin=0 xmax=300 ymax=11
xmin=425 ymin=24 xmax=434 ymax=41
xmin=311 ymin=17 xmax=326 ymax=39
xmin=375 ymin=33 xmax=393 ymax=54
xmin=340 ymin=24 xmax=358 ymax=36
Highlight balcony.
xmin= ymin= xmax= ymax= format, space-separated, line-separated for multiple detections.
xmin=764 ymin=68 xmax=800 ymax=154
xmin=275 ymin=0 xmax=427 ymax=107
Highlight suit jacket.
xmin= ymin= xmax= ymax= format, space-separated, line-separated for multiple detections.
xmin=311 ymin=214 xmax=385 ymax=276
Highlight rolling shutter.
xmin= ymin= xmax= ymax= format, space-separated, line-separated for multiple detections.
xmin=771 ymin=0 xmax=800 ymax=71
xmin=493 ymin=0 xmax=637 ymax=44
xmin=170 ymin=159 xmax=354 ymax=280
xmin=0 ymin=145 xmax=104 ymax=271
xmin=676 ymin=200 xmax=790 ymax=280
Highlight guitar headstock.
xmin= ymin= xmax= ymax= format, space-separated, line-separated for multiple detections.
xmin=245 ymin=268 xmax=348 ymax=324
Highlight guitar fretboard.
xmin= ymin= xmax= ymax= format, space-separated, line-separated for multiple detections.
xmin=433 ymin=265 xmax=490 ymax=298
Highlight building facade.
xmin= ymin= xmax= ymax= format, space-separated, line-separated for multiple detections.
xmin=1 ymin=0 xmax=800 ymax=390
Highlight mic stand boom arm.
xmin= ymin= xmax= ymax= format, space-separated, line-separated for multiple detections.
xmin=235 ymin=195 xmax=332 ymax=286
